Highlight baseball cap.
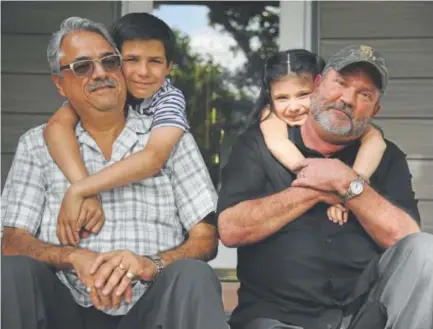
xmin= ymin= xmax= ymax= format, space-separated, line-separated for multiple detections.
xmin=323 ymin=45 xmax=388 ymax=93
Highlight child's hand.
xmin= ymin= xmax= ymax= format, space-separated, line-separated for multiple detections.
xmin=57 ymin=188 xmax=104 ymax=245
xmin=78 ymin=196 xmax=105 ymax=239
xmin=327 ymin=204 xmax=349 ymax=226
xmin=57 ymin=187 xmax=85 ymax=245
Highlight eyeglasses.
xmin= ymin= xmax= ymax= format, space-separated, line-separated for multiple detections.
xmin=59 ymin=54 xmax=122 ymax=77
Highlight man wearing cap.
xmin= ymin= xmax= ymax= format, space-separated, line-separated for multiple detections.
xmin=217 ymin=45 xmax=433 ymax=329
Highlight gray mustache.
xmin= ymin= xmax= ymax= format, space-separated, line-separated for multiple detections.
xmin=88 ymin=79 xmax=116 ymax=92
xmin=325 ymin=101 xmax=353 ymax=119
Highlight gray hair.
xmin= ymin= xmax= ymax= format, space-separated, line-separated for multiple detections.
xmin=47 ymin=16 xmax=119 ymax=75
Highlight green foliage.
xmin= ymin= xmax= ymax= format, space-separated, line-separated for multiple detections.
xmin=154 ymin=1 xmax=280 ymax=185
xmin=205 ymin=1 xmax=279 ymax=92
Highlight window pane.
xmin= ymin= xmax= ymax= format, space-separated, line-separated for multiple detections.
xmin=154 ymin=1 xmax=280 ymax=189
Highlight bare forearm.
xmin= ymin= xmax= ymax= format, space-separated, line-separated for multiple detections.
xmin=218 ymin=187 xmax=322 ymax=247
xmin=344 ymin=186 xmax=420 ymax=248
xmin=2 ymin=227 xmax=77 ymax=269
xmin=265 ymin=137 xmax=305 ymax=172
xmin=72 ymin=127 xmax=183 ymax=198
xmin=44 ymin=112 xmax=87 ymax=183
xmin=72 ymin=149 xmax=164 ymax=197
xmin=355 ymin=126 xmax=386 ymax=180
xmin=159 ymin=234 xmax=217 ymax=266
xmin=159 ymin=223 xmax=218 ymax=266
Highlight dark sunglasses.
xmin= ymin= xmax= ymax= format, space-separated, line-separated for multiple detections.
xmin=59 ymin=54 xmax=122 ymax=77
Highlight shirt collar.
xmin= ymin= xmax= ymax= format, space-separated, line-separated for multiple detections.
xmin=291 ymin=126 xmax=361 ymax=158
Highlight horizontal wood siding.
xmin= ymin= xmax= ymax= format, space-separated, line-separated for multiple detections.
xmin=1 ymin=1 xmax=119 ymax=34
xmin=320 ymin=2 xmax=433 ymax=39
xmin=320 ymin=39 xmax=433 ymax=78
xmin=2 ymin=74 xmax=63 ymax=113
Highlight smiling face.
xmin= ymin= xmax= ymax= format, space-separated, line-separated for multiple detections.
xmin=269 ymin=73 xmax=314 ymax=126
xmin=121 ymin=39 xmax=172 ymax=99
xmin=310 ymin=64 xmax=382 ymax=138
xmin=52 ymin=30 xmax=126 ymax=116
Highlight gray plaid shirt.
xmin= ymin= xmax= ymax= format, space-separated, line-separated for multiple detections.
xmin=1 ymin=109 xmax=217 ymax=315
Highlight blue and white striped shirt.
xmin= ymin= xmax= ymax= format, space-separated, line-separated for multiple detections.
xmin=133 ymin=78 xmax=189 ymax=131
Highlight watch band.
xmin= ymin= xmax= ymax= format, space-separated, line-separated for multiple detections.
xmin=144 ymin=255 xmax=164 ymax=281
xmin=340 ymin=175 xmax=365 ymax=201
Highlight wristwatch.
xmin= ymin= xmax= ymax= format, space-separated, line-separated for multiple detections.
xmin=144 ymin=255 xmax=164 ymax=281
xmin=340 ymin=175 xmax=365 ymax=201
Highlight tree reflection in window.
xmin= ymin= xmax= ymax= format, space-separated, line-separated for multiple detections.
xmin=154 ymin=1 xmax=280 ymax=188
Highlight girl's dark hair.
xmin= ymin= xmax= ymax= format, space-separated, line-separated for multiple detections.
xmin=110 ymin=13 xmax=176 ymax=64
xmin=248 ymin=49 xmax=325 ymax=127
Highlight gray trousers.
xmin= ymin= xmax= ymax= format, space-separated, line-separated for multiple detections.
xmin=1 ymin=256 xmax=228 ymax=329
xmin=239 ymin=232 xmax=433 ymax=329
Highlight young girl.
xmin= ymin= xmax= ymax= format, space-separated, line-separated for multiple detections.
xmin=44 ymin=13 xmax=189 ymax=245
xmin=255 ymin=49 xmax=386 ymax=225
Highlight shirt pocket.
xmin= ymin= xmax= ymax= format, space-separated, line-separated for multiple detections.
xmin=125 ymin=173 xmax=177 ymax=227
xmin=44 ymin=165 xmax=70 ymax=200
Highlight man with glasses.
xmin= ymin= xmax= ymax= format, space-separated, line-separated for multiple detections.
xmin=1 ymin=17 xmax=228 ymax=329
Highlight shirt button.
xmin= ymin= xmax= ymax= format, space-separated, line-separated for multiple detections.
xmin=326 ymin=238 xmax=332 ymax=243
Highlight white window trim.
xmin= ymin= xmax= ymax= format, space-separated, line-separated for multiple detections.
xmin=279 ymin=0 xmax=314 ymax=52
xmin=122 ymin=0 xmax=153 ymax=15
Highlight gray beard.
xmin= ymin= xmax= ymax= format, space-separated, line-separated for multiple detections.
xmin=311 ymin=95 xmax=372 ymax=137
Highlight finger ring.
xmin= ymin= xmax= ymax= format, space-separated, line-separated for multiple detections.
xmin=119 ymin=263 xmax=126 ymax=271
xmin=86 ymin=286 xmax=93 ymax=293
xmin=126 ymin=271 xmax=134 ymax=279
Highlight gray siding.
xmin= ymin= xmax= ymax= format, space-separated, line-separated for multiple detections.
xmin=1 ymin=1 xmax=121 ymax=186
xmin=318 ymin=1 xmax=433 ymax=232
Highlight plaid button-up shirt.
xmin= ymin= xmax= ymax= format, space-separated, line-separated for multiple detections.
xmin=1 ymin=109 xmax=217 ymax=315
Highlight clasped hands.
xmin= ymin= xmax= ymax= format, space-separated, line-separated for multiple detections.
xmin=292 ymin=158 xmax=359 ymax=225
xmin=57 ymin=184 xmax=105 ymax=245
xmin=70 ymin=248 xmax=158 ymax=310
xmin=57 ymin=186 xmax=158 ymax=309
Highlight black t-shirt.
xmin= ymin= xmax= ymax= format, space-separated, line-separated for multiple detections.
xmin=217 ymin=125 xmax=420 ymax=329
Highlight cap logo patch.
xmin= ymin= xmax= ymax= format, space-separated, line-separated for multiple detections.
xmin=360 ymin=45 xmax=374 ymax=59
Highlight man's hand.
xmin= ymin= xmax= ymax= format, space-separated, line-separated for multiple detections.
xmin=69 ymin=249 xmax=107 ymax=309
xmin=90 ymin=250 xmax=157 ymax=298
xmin=69 ymin=248 xmax=131 ymax=310
xmin=292 ymin=158 xmax=357 ymax=193
xmin=57 ymin=186 xmax=104 ymax=245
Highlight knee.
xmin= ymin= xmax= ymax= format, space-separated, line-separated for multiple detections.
xmin=398 ymin=232 xmax=433 ymax=253
xmin=2 ymin=255 xmax=47 ymax=279
xmin=165 ymin=259 xmax=219 ymax=286
xmin=395 ymin=232 xmax=433 ymax=263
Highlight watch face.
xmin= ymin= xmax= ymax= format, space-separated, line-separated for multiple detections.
xmin=350 ymin=180 xmax=364 ymax=195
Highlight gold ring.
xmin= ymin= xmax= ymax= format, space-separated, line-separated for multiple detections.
xmin=86 ymin=286 xmax=93 ymax=293
xmin=126 ymin=271 xmax=134 ymax=279
xmin=119 ymin=263 xmax=126 ymax=271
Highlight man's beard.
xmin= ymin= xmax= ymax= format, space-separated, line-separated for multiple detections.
xmin=310 ymin=92 xmax=372 ymax=137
